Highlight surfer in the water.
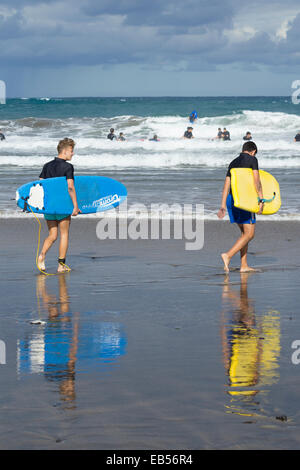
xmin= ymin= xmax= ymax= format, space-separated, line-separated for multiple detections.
xmin=149 ymin=134 xmax=160 ymax=141
xmin=107 ymin=128 xmax=117 ymax=140
xmin=243 ymin=131 xmax=252 ymax=141
xmin=117 ymin=132 xmax=126 ymax=141
xmin=189 ymin=110 xmax=198 ymax=123
xmin=217 ymin=141 xmax=264 ymax=273
xmin=294 ymin=131 xmax=300 ymax=142
xmin=38 ymin=138 xmax=80 ymax=273
xmin=183 ymin=127 xmax=194 ymax=139
xmin=222 ymin=128 xmax=231 ymax=141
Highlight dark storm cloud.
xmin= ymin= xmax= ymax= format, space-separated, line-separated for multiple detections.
xmin=81 ymin=0 xmax=235 ymax=28
xmin=281 ymin=13 xmax=300 ymax=51
xmin=0 ymin=0 xmax=300 ymax=72
xmin=0 ymin=12 xmax=25 ymax=39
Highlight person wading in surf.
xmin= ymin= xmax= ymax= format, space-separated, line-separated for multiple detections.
xmin=217 ymin=141 xmax=264 ymax=272
xmin=38 ymin=138 xmax=80 ymax=273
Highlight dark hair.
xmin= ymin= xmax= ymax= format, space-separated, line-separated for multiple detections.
xmin=57 ymin=138 xmax=75 ymax=154
xmin=110 ymin=128 xmax=114 ymax=133
xmin=242 ymin=141 xmax=257 ymax=153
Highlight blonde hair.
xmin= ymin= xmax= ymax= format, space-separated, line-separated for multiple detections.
xmin=57 ymin=138 xmax=76 ymax=154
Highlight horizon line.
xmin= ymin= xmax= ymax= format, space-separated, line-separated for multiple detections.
xmin=7 ymin=95 xmax=292 ymax=99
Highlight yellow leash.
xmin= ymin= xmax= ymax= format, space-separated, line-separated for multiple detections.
xmin=29 ymin=206 xmax=71 ymax=275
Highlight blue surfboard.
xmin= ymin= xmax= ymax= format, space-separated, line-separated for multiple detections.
xmin=16 ymin=175 xmax=127 ymax=214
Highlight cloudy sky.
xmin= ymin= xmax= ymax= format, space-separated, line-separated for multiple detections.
xmin=1 ymin=0 xmax=300 ymax=96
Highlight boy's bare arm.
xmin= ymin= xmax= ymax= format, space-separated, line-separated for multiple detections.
xmin=67 ymin=179 xmax=81 ymax=216
xmin=253 ymin=170 xmax=264 ymax=214
xmin=217 ymin=176 xmax=231 ymax=219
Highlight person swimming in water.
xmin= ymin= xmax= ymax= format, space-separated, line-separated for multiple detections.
xmin=117 ymin=132 xmax=126 ymax=141
xmin=217 ymin=141 xmax=263 ymax=273
xmin=243 ymin=132 xmax=252 ymax=141
xmin=107 ymin=128 xmax=117 ymax=140
xmin=223 ymin=128 xmax=231 ymax=141
xmin=183 ymin=127 xmax=194 ymax=139
xmin=294 ymin=131 xmax=300 ymax=142
xmin=149 ymin=134 xmax=160 ymax=141
xmin=189 ymin=110 xmax=198 ymax=123
xmin=214 ymin=128 xmax=223 ymax=140
xmin=0 ymin=130 xmax=5 ymax=141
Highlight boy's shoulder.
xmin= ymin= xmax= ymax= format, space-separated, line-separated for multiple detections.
xmin=57 ymin=157 xmax=73 ymax=167
xmin=228 ymin=154 xmax=241 ymax=166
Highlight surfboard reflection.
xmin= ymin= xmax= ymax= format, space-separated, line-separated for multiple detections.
xmin=17 ymin=275 xmax=127 ymax=408
xmin=220 ymin=273 xmax=280 ymax=418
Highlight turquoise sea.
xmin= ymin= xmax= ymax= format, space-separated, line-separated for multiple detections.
xmin=1 ymin=98 xmax=300 ymax=450
xmin=0 ymin=96 xmax=300 ymax=218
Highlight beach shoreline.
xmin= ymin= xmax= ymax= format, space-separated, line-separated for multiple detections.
xmin=0 ymin=218 xmax=299 ymax=449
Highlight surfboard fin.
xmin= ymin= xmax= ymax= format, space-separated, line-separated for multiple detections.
xmin=21 ymin=196 xmax=30 ymax=213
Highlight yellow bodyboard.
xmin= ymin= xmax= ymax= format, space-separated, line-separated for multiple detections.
xmin=230 ymin=168 xmax=281 ymax=215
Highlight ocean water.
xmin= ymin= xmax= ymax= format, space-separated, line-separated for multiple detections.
xmin=1 ymin=96 xmax=300 ymax=219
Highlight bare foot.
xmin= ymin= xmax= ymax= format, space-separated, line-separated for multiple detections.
xmin=57 ymin=263 xmax=71 ymax=273
xmin=37 ymin=254 xmax=46 ymax=271
xmin=240 ymin=266 xmax=260 ymax=273
xmin=221 ymin=253 xmax=230 ymax=272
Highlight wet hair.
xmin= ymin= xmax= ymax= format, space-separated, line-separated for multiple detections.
xmin=110 ymin=128 xmax=114 ymax=133
xmin=57 ymin=138 xmax=75 ymax=154
xmin=242 ymin=141 xmax=257 ymax=154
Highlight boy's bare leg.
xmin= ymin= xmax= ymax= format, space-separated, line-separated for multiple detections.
xmin=221 ymin=223 xmax=255 ymax=272
xmin=57 ymin=216 xmax=71 ymax=272
xmin=238 ymin=225 xmax=257 ymax=272
xmin=38 ymin=220 xmax=58 ymax=270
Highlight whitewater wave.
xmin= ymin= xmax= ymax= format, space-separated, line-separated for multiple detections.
xmin=1 ymin=209 xmax=300 ymax=221
xmin=1 ymin=109 xmax=300 ymax=134
xmin=0 ymin=109 xmax=299 ymax=170
xmin=1 ymin=152 xmax=300 ymax=169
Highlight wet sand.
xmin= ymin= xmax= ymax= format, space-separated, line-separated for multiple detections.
xmin=0 ymin=218 xmax=300 ymax=449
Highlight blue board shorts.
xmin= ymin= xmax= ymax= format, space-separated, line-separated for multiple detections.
xmin=226 ymin=193 xmax=256 ymax=225
xmin=44 ymin=214 xmax=71 ymax=221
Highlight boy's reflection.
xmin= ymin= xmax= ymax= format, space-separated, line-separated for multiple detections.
xmin=18 ymin=275 xmax=127 ymax=410
xmin=37 ymin=275 xmax=79 ymax=408
xmin=220 ymin=273 xmax=280 ymax=414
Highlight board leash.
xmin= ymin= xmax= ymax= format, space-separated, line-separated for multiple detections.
xmin=28 ymin=205 xmax=71 ymax=275
xmin=258 ymin=192 xmax=276 ymax=204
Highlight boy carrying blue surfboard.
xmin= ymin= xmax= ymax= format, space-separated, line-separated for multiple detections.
xmin=38 ymin=138 xmax=81 ymax=273
xmin=217 ymin=141 xmax=264 ymax=272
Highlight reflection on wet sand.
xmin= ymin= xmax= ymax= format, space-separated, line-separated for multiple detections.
xmin=17 ymin=275 xmax=127 ymax=409
xmin=220 ymin=273 xmax=280 ymax=418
